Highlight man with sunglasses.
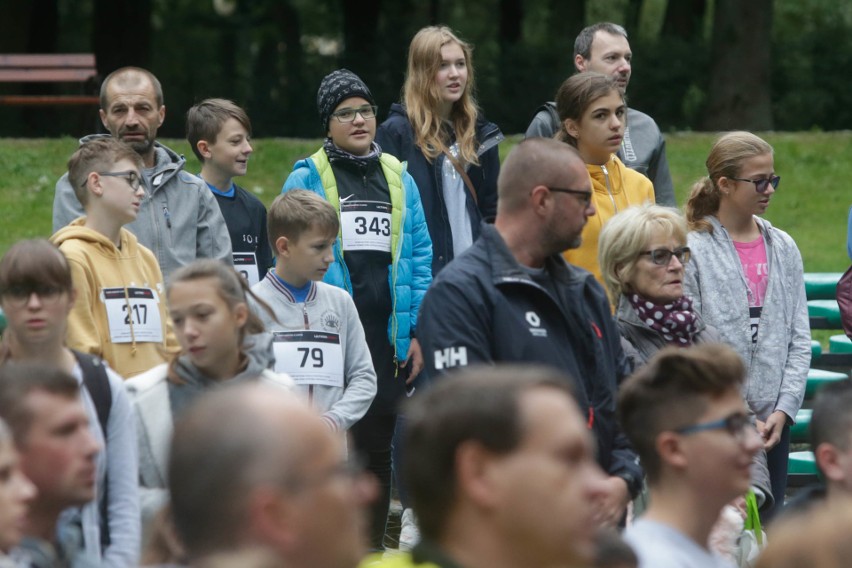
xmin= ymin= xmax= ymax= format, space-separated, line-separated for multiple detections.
xmin=418 ymin=137 xmax=643 ymax=527
xmin=619 ymin=344 xmax=762 ymax=567
xmin=52 ymin=66 xmax=232 ymax=280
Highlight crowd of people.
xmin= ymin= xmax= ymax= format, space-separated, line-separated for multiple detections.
xmin=0 ymin=17 xmax=841 ymax=568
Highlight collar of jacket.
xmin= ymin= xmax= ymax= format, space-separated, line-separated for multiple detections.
xmin=616 ymin=293 xmax=708 ymax=334
xmin=705 ymin=214 xmax=775 ymax=246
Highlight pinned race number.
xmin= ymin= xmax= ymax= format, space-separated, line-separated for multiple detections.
xmin=234 ymin=252 xmax=260 ymax=286
xmin=272 ymin=330 xmax=344 ymax=388
xmin=340 ymin=200 xmax=392 ymax=252
xmin=101 ymin=287 xmax=164 ymax=343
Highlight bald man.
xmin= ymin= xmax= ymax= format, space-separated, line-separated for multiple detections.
xmin=168 ymin=383 xmax=375 ymax=567
xmin=52 ymin=66 xmax=231 ymax=279
xmin=418 ymin=137 xmax=642 ymax=525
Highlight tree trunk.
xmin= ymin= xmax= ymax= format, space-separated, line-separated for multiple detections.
xmin=701 ymin=0 xmax=773 ymax=131
xmin=661 ymin=0 xmax=707 ymax=40
xmin=499 ymin=0 xmax=522 ymax=45
xmin=624 ymin=0 xmax=644 ymax=39
xmin=341 ymin=0 xmax=383 ymax=95
xmin=550 ymin=0 xmax=585 ymax=56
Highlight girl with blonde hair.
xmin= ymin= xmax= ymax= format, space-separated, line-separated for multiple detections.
xmin=377 ymin=25 xmax=503 ymax=276
xmin=684 ymin=131 xmax=809 ymax=521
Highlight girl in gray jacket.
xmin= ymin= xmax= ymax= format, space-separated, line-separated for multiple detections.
xmin=684 ymin=131 xmax=810 ymax=520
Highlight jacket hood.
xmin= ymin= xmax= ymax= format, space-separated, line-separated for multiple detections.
xmin=587 ymin=154 xmax=626 ymax=196
xmin=172 ymin=331 xmax=275 ymax=386
xmin=50 ymin=218 xmax=140 ymax=258
xmin=75 ymin=134 xmax=186 ymax=188
xmin=705 ymin=214 xmax=777 ymax=244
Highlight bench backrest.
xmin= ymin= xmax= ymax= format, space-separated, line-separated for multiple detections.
xmin=0 ymin=54 xmax=97 ymax=83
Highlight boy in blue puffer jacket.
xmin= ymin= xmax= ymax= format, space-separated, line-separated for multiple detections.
xmin=282 ymin=69 xmax=432 ymax=551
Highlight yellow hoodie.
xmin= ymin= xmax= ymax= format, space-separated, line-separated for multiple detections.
xmin=564 ymin=154 xmax=655 ymax=285
xmin=51 ymin=218 xmax=180 ymax=379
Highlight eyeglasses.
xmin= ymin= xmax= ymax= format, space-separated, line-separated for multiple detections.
xmin=728 ymin=175 xmax=780 ymax=194
xmin=1 ymin=285 xmax=65 ymax=307
xmin=80 ymin=170 xmax=142 ymax=192
xmin=675 ymin=412 xmax=756 ymax=443
xmin=638 ymin=246 xmax=691 ymax=266
xmin=547 ymin=186 xmax=593 ymax=206
xmin=330 ymin=105 xmax=378 ymax=123
xmin=285 ymin=457 xmax=368 ymax=493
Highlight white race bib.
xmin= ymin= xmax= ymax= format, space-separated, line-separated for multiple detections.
xmin=272 ymin=330 xmax=344 ymax=388
xmin=340 ymin=200 xmax=392 ymax=252
xmin=101 ymin=287 xmax=164 ymax=343
xmin=234 ymin=252 xmax=260 ymax=286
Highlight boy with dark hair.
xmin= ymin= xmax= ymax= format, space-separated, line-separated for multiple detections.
xmin=619 ymin=344 xmax=762 ymax=568
xmin=250 ymin=190 xmax=376 ymax=434
xmin=51 ymin=137 xmax=180 ymax=379
xmin=186 ymin=98 xmax=272 ymax=285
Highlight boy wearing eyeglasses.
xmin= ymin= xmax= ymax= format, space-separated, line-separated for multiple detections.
xmin=51 ymin=137 xmax=179 ymax=379
xmin=186 ymin=99 xmax=272 ymax=286
xmin=619 ymin=344 xmax=763 ymax=568
xmin=280 ymin=69 xmax=432 ymax=551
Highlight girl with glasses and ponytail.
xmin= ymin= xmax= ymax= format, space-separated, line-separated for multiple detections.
xmin=684 ymin=131 xmax=809 ymax=522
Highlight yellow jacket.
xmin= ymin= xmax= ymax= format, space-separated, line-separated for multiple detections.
xmin=51 ymin=218 xmax=180 ymax=378
xmin=564 ymin=154 xmax=655 ymax=285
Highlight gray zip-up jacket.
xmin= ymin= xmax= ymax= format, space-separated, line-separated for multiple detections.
xmin=525 ymin=103 xmax=675 ymax=207
xmin=52 ymin=134 xmax=233 ymax=280
xmin=684 ymin=216 xmax=810 ymax=422
xmin=125 ymin=333 xmax=293 ymax=527
xmin=250 ymin=274 xmax=377 ymax=431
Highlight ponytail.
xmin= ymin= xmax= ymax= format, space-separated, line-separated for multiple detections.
xmin=685 ymin=177 xmax=721 ymax=233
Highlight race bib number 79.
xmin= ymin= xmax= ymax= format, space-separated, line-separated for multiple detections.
xmin=272 ymin=330 xmax=344 ymax=388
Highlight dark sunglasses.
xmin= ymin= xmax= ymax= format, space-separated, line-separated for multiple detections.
xmin=728 ymin=175 xmax=780 ymax=194
xmin=547 ymin=186 xmax=593 ymax=206
xmin=638 ymin=246 xmax=691 ymax=266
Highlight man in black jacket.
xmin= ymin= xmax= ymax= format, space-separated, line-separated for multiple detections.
xmin=418 ymin=137 xmax=642 ymax=525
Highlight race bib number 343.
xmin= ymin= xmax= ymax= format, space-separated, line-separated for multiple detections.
xmin=101 ymin=287 xmax=164 ymax=343
xmin=340 ymin=200 xmax=392 ymax=252
xmin=272 ymin=330 xmax=344 ymax=388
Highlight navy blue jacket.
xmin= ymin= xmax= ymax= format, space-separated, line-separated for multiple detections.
xmin=418 ymin=224 xmax=643 ymax=495
xmin=376 ymin=103 xmax=503 ymax=275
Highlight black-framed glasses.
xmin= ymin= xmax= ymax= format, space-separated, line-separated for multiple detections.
xmin=547 ymin=186 xmax=593 ymax=206
xmin=728 ymin=175 xmax=780 ymax=194
xmin=675 ymin=412 xmax=756 ymax=443
xmin=81 ymin=170 xmax=142 ymax=192
xmin=638 ymin=246 xmax=691 ymax=266
xmin=0 ymin=285 xmax=65 ymax=307
xmin=331 ymin=104 xmax=378 ymax=123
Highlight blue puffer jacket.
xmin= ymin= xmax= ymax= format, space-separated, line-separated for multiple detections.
xmin=282 ymin=148 xmax=433 ymax=361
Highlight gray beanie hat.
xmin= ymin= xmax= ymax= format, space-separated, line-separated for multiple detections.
xmin=317 ymin=69 xmax=375 ymax=131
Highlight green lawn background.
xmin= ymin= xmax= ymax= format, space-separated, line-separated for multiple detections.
xmin=0 ymin=132 xmax=849 ymax=272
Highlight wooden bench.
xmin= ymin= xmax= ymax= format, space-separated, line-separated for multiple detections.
xmin=0 ymin=54 xmax=99 ymax=106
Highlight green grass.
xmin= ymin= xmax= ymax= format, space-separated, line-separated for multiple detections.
xmin=0 ymin=132 xmax=849 ymax=273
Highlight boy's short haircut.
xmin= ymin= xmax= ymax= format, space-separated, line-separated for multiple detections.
xmin=67 ymin=137 xmax=144 ymax=207
xmin=811 ymin=379 xmax=852 ymax=452
xmin=267 ymin=190 xmax=339 ymax=250
xmin=186 ymin=98 xmax=252 ymax=162
xmin=617 ymin=343 xmax=745 ymax=483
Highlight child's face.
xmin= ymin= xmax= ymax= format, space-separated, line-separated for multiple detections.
xmin=275 ymin=225 xmax=336 ymax=287
xmin=327 ymin=96 xmax=375 ymax=157
xmin=96 ymin=158 xmax=146 ymax=224
xmin=203 ymin=117 xmax=253 ymax=181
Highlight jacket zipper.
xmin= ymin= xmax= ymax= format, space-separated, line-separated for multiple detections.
xmin=303 ymin=302 xmax=313 ymax=404
xmin=601 ymin=164 xmax=618 ymax=213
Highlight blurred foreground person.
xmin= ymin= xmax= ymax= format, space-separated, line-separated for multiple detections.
xmin=168 ymin=383 xmax=375 ymax=568
xmin=362 ymin=365 xmax=609 ymax=568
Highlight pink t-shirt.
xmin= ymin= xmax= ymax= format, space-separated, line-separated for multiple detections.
xmin=734 ymin=234 xmax=768 ymax=343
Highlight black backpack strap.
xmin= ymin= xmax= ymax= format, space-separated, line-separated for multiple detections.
xmin=73 ymin=351 xmax=112 ymax=442
xmin=72 ymin=350 xmax=113 ymax=548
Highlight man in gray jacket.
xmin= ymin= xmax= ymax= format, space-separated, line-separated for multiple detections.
xmin=52 ymin=67 xmax=232 ymax=280
xmin=525 ymin=22 xmax=676 ymax=207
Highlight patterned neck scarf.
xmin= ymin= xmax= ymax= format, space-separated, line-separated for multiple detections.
xmin=627 ymin=292 xmax=699 ymax=347
xmin=323 ymin=137 xmax=381 ymax=168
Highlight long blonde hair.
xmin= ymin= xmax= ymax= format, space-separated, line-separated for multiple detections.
xmin=685 ymin=131 xmax=773 ymax=233
xmin=403 ymin=26 xmax=480 ymax=165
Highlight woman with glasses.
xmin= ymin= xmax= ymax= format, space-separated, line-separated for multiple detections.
xmin=684 ymin=131 xmax=809 ymax=520
xmin=376 ymin=25 xmax=503 ymax=277
xmin=599 ymin=204 xmax=774 ymax=510
xmin=556 ymin=72 xmax=655 ymax=286
xmin=282 ymin=69 xmax=432 ymax=552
